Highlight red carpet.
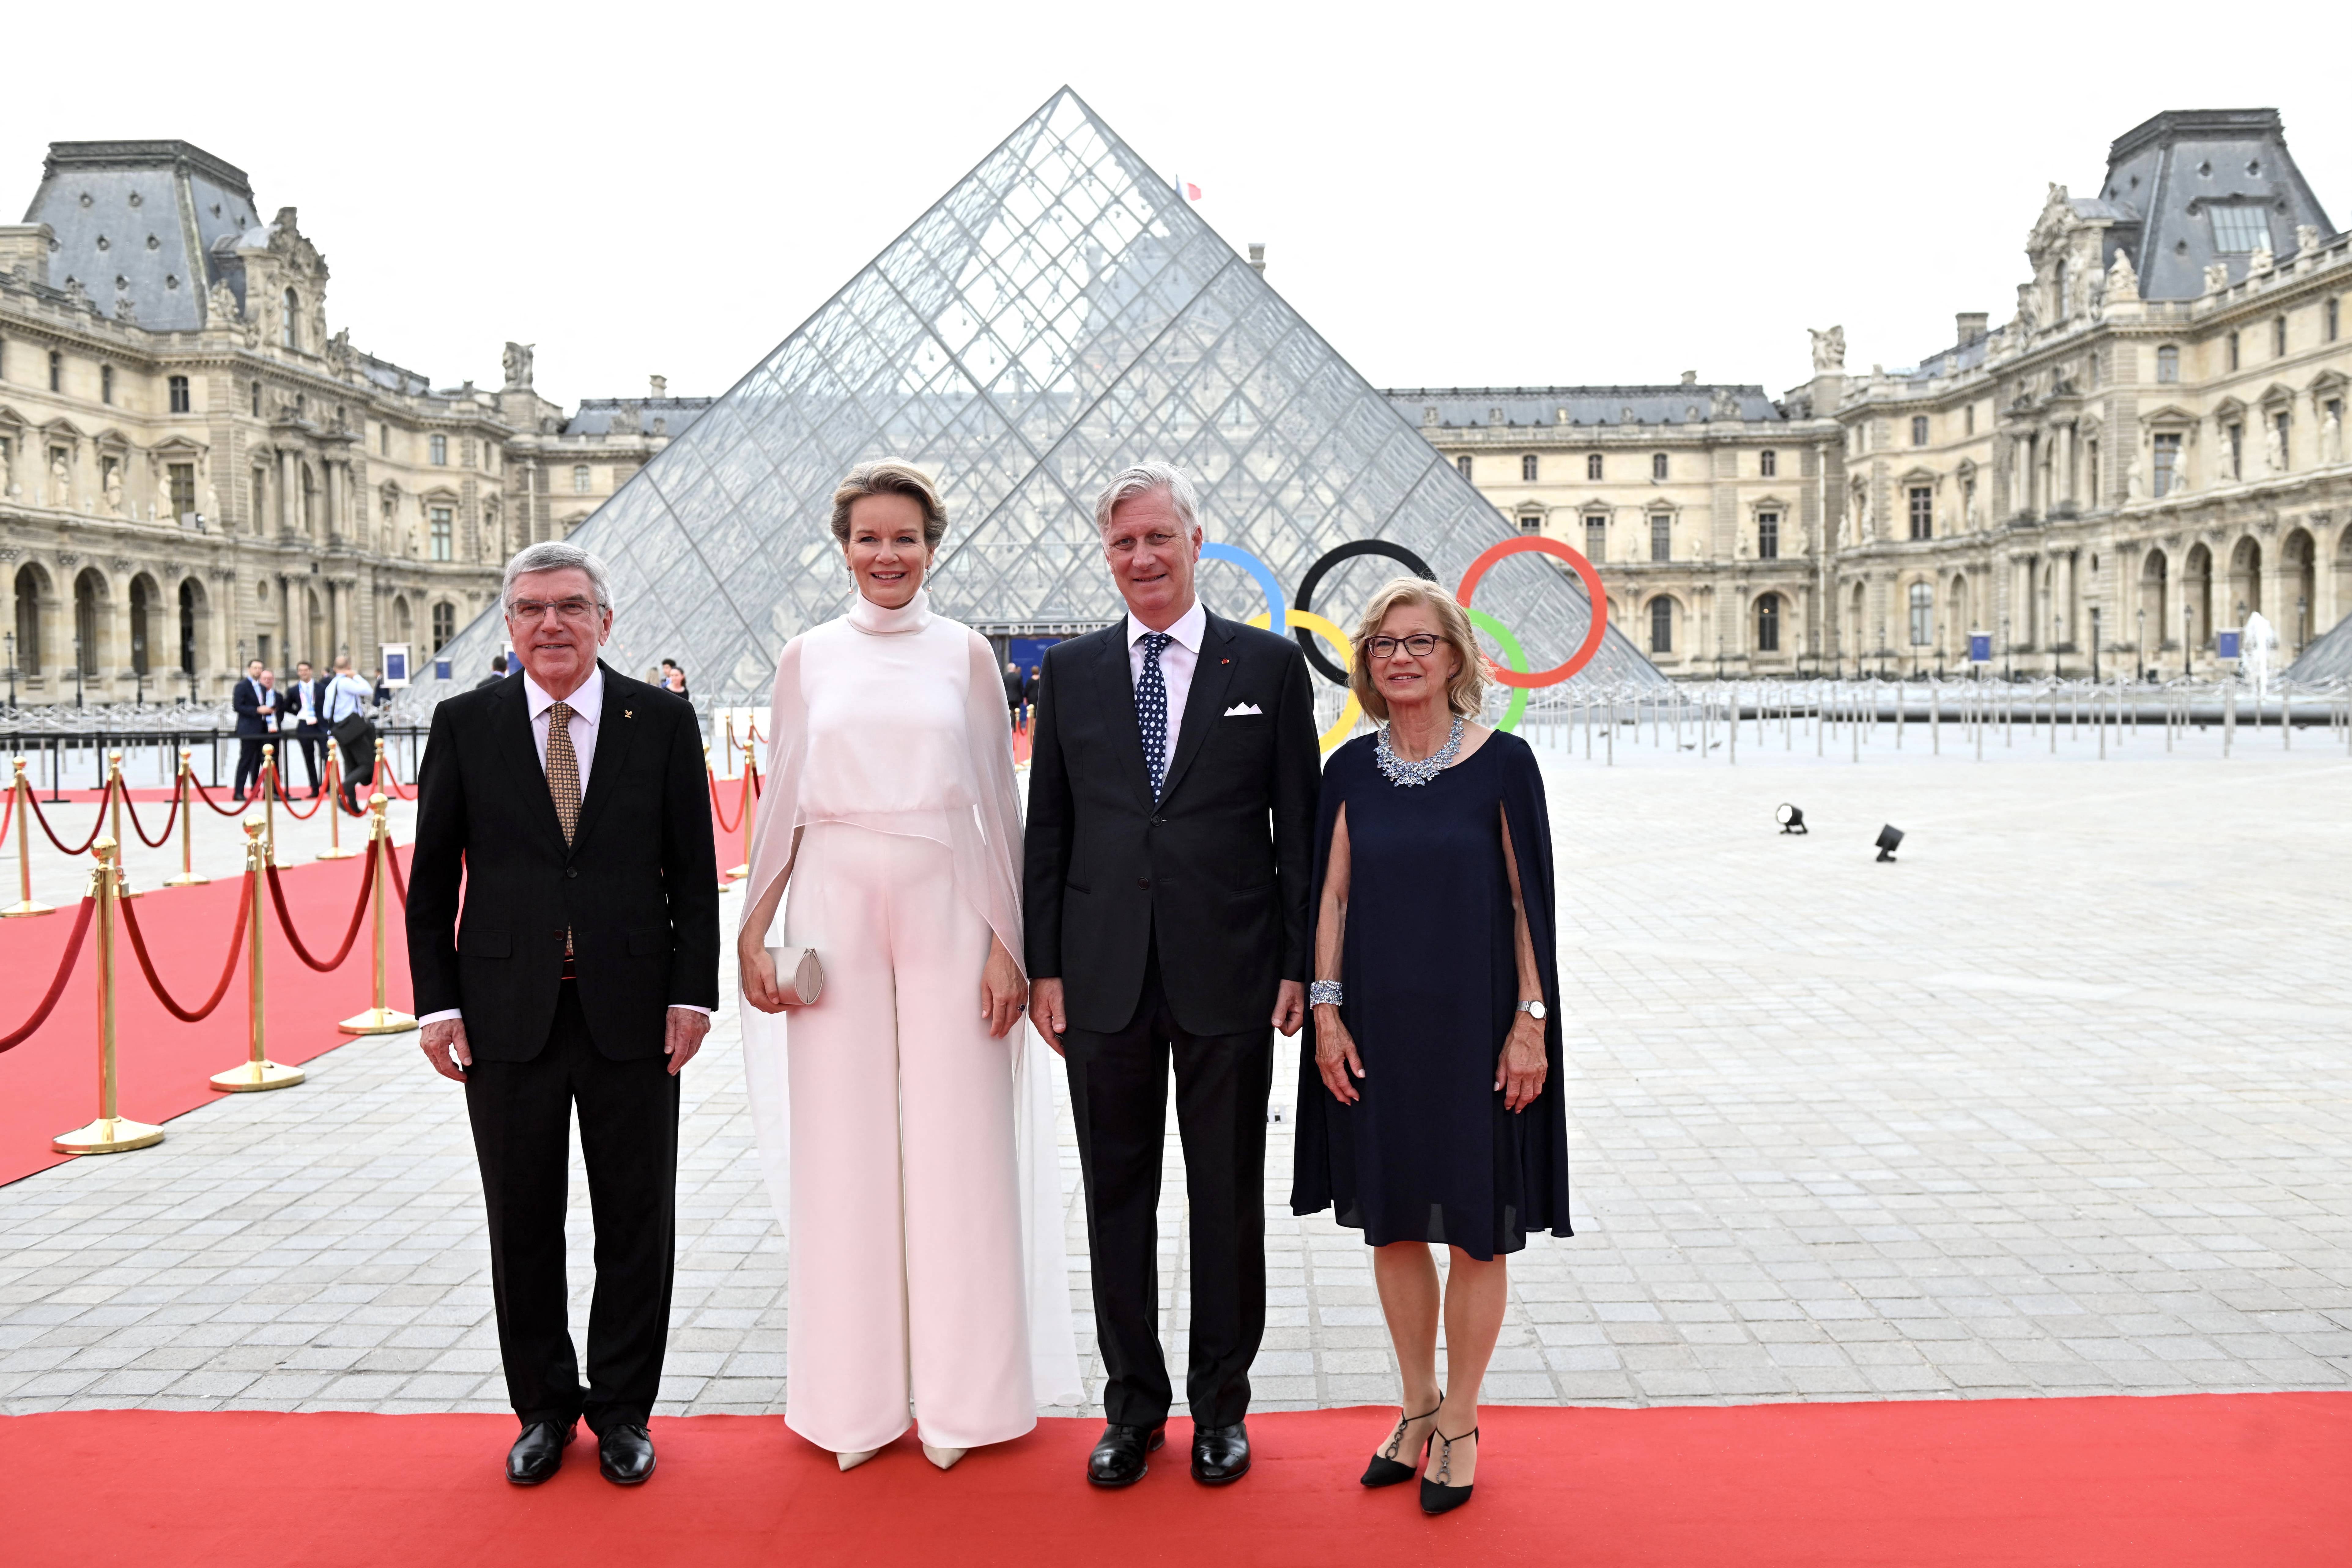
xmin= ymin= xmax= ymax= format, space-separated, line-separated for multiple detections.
xmin=0 ymin=1398 xmax=2342 ymax=1566
xmin=0 ymin=847 xmax=415 ymax=1185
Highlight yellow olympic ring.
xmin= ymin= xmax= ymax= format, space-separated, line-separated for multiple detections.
xmin=1247 ymin=608 xmax=1364 ymax=752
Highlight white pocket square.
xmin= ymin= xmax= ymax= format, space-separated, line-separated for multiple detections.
xmin=1223 ymin=702 xmax=1263 ymax=717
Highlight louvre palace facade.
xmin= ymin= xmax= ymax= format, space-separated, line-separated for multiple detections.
xmin=1404 ymin=108 xmax=2352 ymax=680
xmin=0 ymin=139 xmax=706 ymax=705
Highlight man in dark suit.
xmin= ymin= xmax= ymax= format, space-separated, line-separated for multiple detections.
xmin=289 ymin=659 xmax=329 ymax=797
xmin=1025 ymin=462 xmax=1320 ymax=1490
xmin=475 ymin=653 xmax=509 ymax=689
xmin=230 ymin=659 xmax=272 ymax=802
xmin=409 ymin=540 xmax=719 ymax=1489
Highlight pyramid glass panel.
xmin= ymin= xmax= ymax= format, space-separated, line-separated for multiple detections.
xmin=401 ymin=88 xmax=1662 ymax=716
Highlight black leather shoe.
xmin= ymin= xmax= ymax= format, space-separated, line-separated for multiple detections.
xmin=1191 ymin=1421 xmax=1250 ymax=1485
xmin=506 ymin=1418 xmax=575 ymax=1485
xmin=598 ymin=1423 xmax=657 ymax=1486
xmin=1086 ymin=1421 xmax=1166 ymax=1488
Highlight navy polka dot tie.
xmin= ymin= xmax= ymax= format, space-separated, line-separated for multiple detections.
xmin=1136 ymin=631 xmax=1173 ymax=800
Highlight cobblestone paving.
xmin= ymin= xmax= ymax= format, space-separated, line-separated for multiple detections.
xmin=3 ymin=726 xmax=2348 ymax=1419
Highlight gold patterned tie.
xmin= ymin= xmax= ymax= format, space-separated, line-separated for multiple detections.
xmin=547 ymin=702 xmax=580 ymax=966
xmin=546 ymin=701 xmax=581 ymax=843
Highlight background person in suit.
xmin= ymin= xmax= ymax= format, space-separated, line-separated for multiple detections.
xmin=409 ymin=540 xmax=720 ymax=1489
xmin=476 ymin=653 xmax=509 ymax=689
xmin=289 ymin=659 xmax=329 ymax=797
xmin=1024 ymin=462 xmax=1320 ymax=1490
xmin=230 ymin=659 xmax=271 ymax=802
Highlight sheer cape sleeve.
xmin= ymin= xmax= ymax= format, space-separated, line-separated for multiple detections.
xmin=733 ymin=623 xmax=1081 ymax=1410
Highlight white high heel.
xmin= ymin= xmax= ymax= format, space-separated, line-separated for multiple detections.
xmin=921 ymin=1444 xmax=967 ymax=1471
xmin=836 ymin=1448 xmax=880 ymax=1472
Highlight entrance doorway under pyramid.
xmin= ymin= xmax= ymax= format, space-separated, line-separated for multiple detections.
xmin=402 ymin=87 xmax=1663 ymax=717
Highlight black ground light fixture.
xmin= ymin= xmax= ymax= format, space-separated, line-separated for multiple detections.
xmin=1875 ymin=825 xmax=1904 ymax=863
xmin=1776 ymin=803 xmax=1807 ymax=835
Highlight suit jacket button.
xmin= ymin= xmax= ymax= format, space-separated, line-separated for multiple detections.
xmin=566 ymin=867 xmax=578 ymax=879
xmin=1137 ymin=877 xmax=1150 ymax=889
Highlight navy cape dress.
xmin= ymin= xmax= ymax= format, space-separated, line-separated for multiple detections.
xmin=1288 ymin=728 xmax=1572 ymax=1260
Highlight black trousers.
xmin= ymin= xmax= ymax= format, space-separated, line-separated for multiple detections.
xmin=463 ymin=981 xmax=680 ymax=1433
xmin=291 ymin=733 xmax=326 ymax=793
xmin=1064 ymin=949 xmax=1271 ymax=1429
xmin=232 ymin=737 xmax=267 ymax=799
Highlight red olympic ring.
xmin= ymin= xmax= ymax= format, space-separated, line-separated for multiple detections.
xmin=1455 ymin=537 xmax=1609 ymax=688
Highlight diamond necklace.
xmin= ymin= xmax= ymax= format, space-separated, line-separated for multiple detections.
xmin=1375 ymin=715 xmax=1465 ymax=787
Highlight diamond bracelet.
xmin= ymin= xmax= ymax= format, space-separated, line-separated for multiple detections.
xmin=1309 ymin=980 xmax=1344 ymax=1009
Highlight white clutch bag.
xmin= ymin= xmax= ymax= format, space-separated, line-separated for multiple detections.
xmin=765 ymin=946 xmax=825 ymax=1007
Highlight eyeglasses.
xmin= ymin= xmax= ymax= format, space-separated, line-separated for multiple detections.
xmin=1366 ymin=634 xmax=1444 ymax=659
xmin=507 ymin=597 xmax=600 ymax=621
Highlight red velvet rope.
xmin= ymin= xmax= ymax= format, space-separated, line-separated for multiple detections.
xmin=707 ymin=766 xmax=746 ymax=833
xmin=370 ymin=754 xmax=417 ymax=802
xmin=383 ymin=836 xmax=407 ymax=907
xmin=118 ymin=873 xmax=253 ymax=1022
xmin=24 ymin=783 xmax=109 ymax=856
xmin=0 ymin=780 xmax=12 ymax=848
xmin=0 ymin=897 xmax=95 ymax=1052
xmin=262 ymin=849 xmax=375 ymax=972
xmin=189 ymin=773 xmax=258 ymax=817
xmin=119 ymin=779 xmax=183 ymax=849
xmin=269 ymin=764 xmax=328 ymax=820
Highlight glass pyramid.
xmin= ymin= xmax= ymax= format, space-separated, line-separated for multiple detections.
xmin=405 ymin=87 xmax=1663 ymax=715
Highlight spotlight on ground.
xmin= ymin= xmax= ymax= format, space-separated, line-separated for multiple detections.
xmin=1776 ymin=803 xmax=1807 ymax=835
xmin=1875 ymin=824 xmax=1904 ymax=863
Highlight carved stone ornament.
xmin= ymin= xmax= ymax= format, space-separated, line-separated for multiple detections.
xmin=1808 ymin=326 xmax=1845 ymax=374
xmin=2249 ymin=243 xmax=2275 ymax=276
xmin=109 ymin=556 xmax=133 ymax=575
xmin=2104 ymin=247 xmax=2139 ymax=305
xmin=2203 ymin=261 xmax=2231 ymax=294
xmin=2296 ymin=224 xmax=2321 ymax=257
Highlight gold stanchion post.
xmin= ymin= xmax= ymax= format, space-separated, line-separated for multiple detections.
xmin=210 ymin=821 xmax=304 ymax=1091
xmin=4 ymin=758 xmax=55 ymax=917
xmin=53 ymin=837 xmax=165 ymax=1153
xmin=105 ymin=751 xmax=141 ymax=899
xmin=339 ymin=792 xmax=416 ymax=1035
xmin=725 ymin=738 xmax=754 ymax=883
xmin=316 ymin=747 xmax=355 ymax=860
xmin=261 ymin=742 xmax=283 ymax=866
xmin=163 ymin=748 xmax=206 ymax=886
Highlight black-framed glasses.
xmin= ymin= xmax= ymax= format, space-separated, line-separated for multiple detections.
xmin=1366 ymin=633 xmax=1443 ymax=659
xmin=508 ymin=597 xmax=600 ymax=622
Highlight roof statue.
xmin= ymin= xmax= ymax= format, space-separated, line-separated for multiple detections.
xmin=398 ymin=87 xmax=1661 ymax=718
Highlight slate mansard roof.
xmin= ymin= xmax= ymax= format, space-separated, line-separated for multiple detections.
xmin=21 ymin=139 xmax=264 ymax=332
xmin=2096 ymin=109 xmax=2335 ymax=301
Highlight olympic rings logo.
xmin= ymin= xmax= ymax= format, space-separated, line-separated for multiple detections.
xmin=1196 ymin=536 xmax=1609 ymax=750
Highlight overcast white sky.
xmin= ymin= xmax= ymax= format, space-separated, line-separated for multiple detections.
xmin=8 ymin=2 xmax=2348 ymax=411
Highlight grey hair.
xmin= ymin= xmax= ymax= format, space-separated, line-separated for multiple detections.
xmin=1092 ymin=462 xmax=1199 ymax=536
xmin=502 ymin=541 xmax=612 ymax=608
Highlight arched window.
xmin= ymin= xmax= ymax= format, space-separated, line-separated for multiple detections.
xmin=13 ymin=565 xmax=43 ymax=670
xmin=282 ymin=288 xmax=300 ymax=352
xmin=178 ymin=579 xmax=200 ymax=677
xmin=74 ymin=569 xmax=103 ymax=676
xmin=1650 ymin=452 xmax=1669 ymax=481
xmin=1586 ymin=453 xmax=1603 ymax=481
xmin=128 ymin=576 xmax=152 ymax=677
xmin=572 ymin=464 xmax=592 ymax=494
xmin=2156 ymin=345 xmax=2180 ymax=383
xmin=1908 ymin=582 xmax=1934 ymax=646
xmin=1755 ymin=592 xmax=1782 ymax=653
xmin=1648 ymin=596 xmax=1674 ymax=654
xmin=431 ymin=602 xmax=456 ymax=653
xmin=1520 ymin=454 xmax=1538 ymax=482
xmin=1455 ymin=455 xmax=1472 ymax=480
xmin=1758 ymin=448 xmax=1777 ymax=477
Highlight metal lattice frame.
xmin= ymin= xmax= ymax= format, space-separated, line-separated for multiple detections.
xmin=399 ymin=88 xmax=1663 ymax=718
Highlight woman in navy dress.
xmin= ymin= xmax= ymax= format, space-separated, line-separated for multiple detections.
xmin=1290 ymin=577 xmax=1570 ymax=1516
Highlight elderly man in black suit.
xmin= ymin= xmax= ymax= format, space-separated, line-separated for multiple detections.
xmin=1025 ymin=462 xmax=1320 ymax=1489
xmin=408 ymin=540 xmax=719 ymax=1489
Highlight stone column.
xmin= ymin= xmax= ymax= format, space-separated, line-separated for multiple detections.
xmin=325 ymin=461 xmax=342 ymax=547
xmin=277 ymin=449 xmax=295 ymax=537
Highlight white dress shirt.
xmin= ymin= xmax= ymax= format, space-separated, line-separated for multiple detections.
xmin=1124 ymin=596 xmax=1207 ymax=783
xmin=419 ymin=663 xmax=709 ymax=1027
xmin=323 ymin=673 xmax=371 ymax=724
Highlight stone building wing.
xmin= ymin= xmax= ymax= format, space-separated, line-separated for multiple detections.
xmin=401 ymin=87 xmax=1661 ymax=714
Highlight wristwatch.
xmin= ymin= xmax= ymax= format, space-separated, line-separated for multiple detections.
xmin=1516 ymin=999 xmax=1547 ymax=1021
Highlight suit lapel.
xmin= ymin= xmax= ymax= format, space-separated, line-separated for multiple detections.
xmin=571 ymin=662 xmax=639 ymax=851
xmin=1088 ymin=628 xmax=1158 ymax=813
xmin=495 ymin=675 xmax=570 ymax=855
xmin=1157 ymin=613 xmax=1240 ymax=806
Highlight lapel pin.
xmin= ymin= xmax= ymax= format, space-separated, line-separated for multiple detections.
xmin=1220 ymin=658 xmax=1231 ymax=665
xmin=623 ymin=709 xmax=633 ymax=719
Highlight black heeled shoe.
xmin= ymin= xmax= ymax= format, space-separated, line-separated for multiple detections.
xmin=1420 ymin=1426 xmax=1478 ymax=1515
xmin=1360 ymin=1400 xmax=1441 ymax=1487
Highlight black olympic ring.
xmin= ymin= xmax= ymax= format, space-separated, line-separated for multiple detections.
xmin=1290 ymin=540 xmax=1438 ymax=685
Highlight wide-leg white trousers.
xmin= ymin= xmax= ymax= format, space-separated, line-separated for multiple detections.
xmin=782 ymin=823 xmax=1034 ymax=1452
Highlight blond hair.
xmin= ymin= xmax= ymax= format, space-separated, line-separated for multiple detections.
xmin=830 ymin=460 xmax=948 ymax=548
xmin=1349 ymin=576 xmax=1489 ymax=722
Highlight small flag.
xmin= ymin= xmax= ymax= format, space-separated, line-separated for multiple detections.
xmin=1185 ymin=182 xmax=1202 ymax=201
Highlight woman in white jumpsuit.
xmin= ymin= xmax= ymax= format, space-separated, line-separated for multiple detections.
xmin=738 ymin=461 xmax=1078 ymax=1471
